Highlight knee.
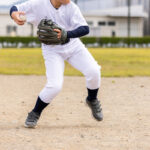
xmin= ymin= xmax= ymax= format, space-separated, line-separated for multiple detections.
xmin=39 ymin=82 xmax=63 ymax=103
xmin=46 ymin=82 xmax=63 ymax=94
xmin=86 ymin=65 xmax=101 ymax=80
xmin=85 ymin=65 xmax=101 ymax=89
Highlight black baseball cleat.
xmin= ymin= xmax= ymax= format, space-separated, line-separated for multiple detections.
xmin=86 ymin=98 xmax=103 ymax=121
xmin=24 ymin=111 xmax=40 ymax=128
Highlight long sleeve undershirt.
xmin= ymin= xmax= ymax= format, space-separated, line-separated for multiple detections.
xmin=67 ymin=26 xmax=89 ymax=38
xmin=10 ymin=5 xmax=18 ymax=17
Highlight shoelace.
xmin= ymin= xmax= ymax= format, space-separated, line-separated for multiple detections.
xmin=91 ymin=101 xmax=102 ymax=113
xmin=28 ymin=112 xmax=39 ymax=122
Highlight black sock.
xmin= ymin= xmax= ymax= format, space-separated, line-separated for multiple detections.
xmin=32 ymin=96 xmax=49 ymax=115
xmin=87 ymin=88 xmax=99 ymax=101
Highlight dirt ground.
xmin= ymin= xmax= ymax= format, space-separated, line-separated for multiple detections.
xmin=0 ymin=75 xmax=149 ymax=150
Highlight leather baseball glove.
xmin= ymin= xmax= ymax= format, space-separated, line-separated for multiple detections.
xmin=37 ymin=19 xmax=69 ymax=45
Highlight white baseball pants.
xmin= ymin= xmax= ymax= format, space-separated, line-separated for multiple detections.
xmin=39 ymin=45 xmax=101 ymax=103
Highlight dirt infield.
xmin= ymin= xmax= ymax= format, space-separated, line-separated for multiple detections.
xmin=0 ymin=75 xmax=149 ymax=150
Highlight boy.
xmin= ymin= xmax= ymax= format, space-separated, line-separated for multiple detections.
xmin=10 ymin=0 xmax=103 ymax=128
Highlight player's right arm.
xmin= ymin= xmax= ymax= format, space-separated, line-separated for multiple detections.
xmin=10 ymin=0 xmax=37 ymax=26
xmin=10 ymin=6 xmax=26 ymax=25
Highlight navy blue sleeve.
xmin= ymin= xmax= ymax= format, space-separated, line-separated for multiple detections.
xmin=67 ymin=26 xmax=89 ymax=38
xmin=10 ymin=6 xmax=18 ymax=17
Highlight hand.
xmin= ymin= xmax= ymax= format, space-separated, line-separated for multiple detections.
xmin=11 ymin=11 xmax=26 ymax=25
xmin=54 ymin=29 xmax=62 ymax=39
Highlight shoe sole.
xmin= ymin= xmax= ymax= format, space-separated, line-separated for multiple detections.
xmin=24 ymin=123 xmax=37 ymax=128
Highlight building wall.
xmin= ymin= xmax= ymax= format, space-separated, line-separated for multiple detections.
xmin=114 ymin=0 xmax=150 ymax=35
xmin=85 ymin=16 xmax=144 ymax=37
xmin=78 ymin=0 xmax=149 ymax=36
xmin=114 ymin=0 xmax=149 ymax=7
xmin=0 ymin=14 xmax=37 ymax=36
xmin=77 ymin=0 xmax=115 ymax=11
xmin=116 ymin=17 xmax=143 ymax=37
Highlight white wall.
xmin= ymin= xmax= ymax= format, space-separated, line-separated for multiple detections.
xmin=0 ymin=14 xmax=37 ymax=36
xmin=116 ymin=17 xmax=143 ymax=37
xmin=85 ymin=15 xmax=144 ymax=37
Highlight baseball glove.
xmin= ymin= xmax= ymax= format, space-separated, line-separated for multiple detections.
xmin=37 ymin=19 xmax=69 ymax=45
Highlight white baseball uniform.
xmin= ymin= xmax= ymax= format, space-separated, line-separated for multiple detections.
xmin=16 ymin=0 xmax=101 ymax=103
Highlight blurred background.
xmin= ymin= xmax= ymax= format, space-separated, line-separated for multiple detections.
xmin=0 ymin=0 xmax=150 ymax=37
xmin=0 ymin=0 xmax=150 ymax=77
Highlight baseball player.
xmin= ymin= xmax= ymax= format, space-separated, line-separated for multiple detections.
xmin=10 ymin=0 xmax=103 ymax=128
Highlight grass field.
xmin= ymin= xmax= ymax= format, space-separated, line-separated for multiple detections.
xmin=0 ymin=48 xmax=150 ymax=77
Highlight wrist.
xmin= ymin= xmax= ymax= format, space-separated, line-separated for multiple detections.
xmin=10 ymin=6 xmax=18 ymax=19
xmin=61 ymin=30 xmax=70 ymax=44
xmin=11 ymin=12 xmax=17 ymax=19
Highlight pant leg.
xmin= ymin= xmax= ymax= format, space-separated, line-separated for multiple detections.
xmin=39 ymin=50 xmax=65 ymax=103
xmin=67 ymin=47 xmax=101 ymax=90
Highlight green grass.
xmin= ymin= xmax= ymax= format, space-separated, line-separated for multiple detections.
xmin=0 ymin=48 xmax=150 ymax=77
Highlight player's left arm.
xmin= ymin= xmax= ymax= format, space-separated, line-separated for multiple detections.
xmin=54 ymin=25 xmax=89 ymax=39
xmin=66 ymin=3 xmax=90 ymax=38
xmin=67 ymin=26 xmax=89 ymax=38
